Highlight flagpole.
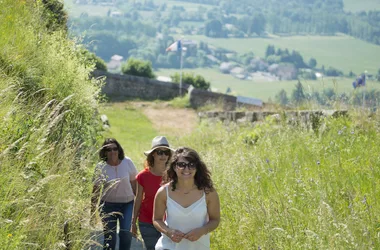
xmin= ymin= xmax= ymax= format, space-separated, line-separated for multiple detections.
xmin=179 ymin=48 xmax=183 ymax=96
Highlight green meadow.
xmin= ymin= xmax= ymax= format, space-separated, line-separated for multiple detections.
xmin=63 ymin=0 xmax=111 ymax=17
xmin=99 ymin=102 xmax=158 ymax=164
xmin=155 ymin=68 xmax=380 ymax=101
xmin=185 ymin=34 xmax=380 ymax=75
xmin=343 ymin=0 xmax=380 ymax=12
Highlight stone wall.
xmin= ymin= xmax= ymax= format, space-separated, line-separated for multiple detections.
xmin=198 ymin=110 xmax=348 ymax=124
xmin=189 ymin=88 xmax=238 ymax=111
xmin=93 ymin=71 xmax=188 ymax=101
xmin=94 ymin=71 xmax=262 ymax=110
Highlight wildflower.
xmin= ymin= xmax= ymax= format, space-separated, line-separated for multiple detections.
xmin=338 ymin=130 xmax=342 ymax=135
xmin=362 ymin=196 xmax=367 ymax=204
xmin=316 ymin=160 xmax=320 ymax=165
xmin=351 ymin=130 xmax=354 ymax=134
xmin=266 ymin=158 xmax=270 ymax=164
xmin=7 ymin=234 xmax=12 ymax=238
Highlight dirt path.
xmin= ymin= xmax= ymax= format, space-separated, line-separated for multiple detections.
xmin=132 ymin=102 xmax=199 ymax=137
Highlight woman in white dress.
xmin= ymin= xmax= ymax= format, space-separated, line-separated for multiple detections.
xmin=153 ymin=147 xmax=220 ymax=250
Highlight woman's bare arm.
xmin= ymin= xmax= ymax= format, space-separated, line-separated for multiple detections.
xmin=131 ymin=182 xmax=143 ymax=235
xmin=153 ymin=186 xmax=185 ymax=243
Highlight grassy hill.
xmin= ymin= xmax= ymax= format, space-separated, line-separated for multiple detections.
xmin=0 ymin=0 xmax=103 ymax=248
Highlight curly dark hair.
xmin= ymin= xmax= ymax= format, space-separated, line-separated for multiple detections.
xmin=163 ymin=147 xmax=214 ymax=193
xmin=99 ymin=138 xmax=125 ymax=162
xmin=144 ymin=148 xmax=172 ymax=169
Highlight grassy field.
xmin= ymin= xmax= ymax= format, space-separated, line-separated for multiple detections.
xmin=185 ymin=34 xmax=380 ymax=75
xmin=155 ymin=67 xmax=380 ymax=101
xmin=99 ymin=102 xmax=159 ymax=165
xmin=63 ymin=0 xmax=112 ymax=17
xmin=343 ymin=0 xmax=380 ymax=12
xmin=63 ymin=0 xmax=211 ymax=18
xmin=98 ymin=101 xmax=380 ymax=249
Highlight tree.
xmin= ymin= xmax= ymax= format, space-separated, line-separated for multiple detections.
xmin=80 ymin=48 xmax=107 ymax=71
xmin=308 ymin=58 xmax=317 ymax=68
xmin=171 ymin=73 xmax=210 ymax=90
xmin=41 ymin=0 xmax=68 ymax=31
xmin=291 ymin=81 xmax=306 ymax=104
xmin=265 ymin=45 xmax=275 ymax=58
xmin=205 ymin=19 xmax=223 ymax=37
xmin=275 ymin=89 xmax=289 ymax=105
xmin=121 ymin=58 xmax=155 ymax=79
xmin=325 ymin=67 xmax=343 ymax=77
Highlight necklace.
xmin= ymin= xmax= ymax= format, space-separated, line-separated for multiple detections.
xmin=180 ymin=186 xmax=197 ymax=194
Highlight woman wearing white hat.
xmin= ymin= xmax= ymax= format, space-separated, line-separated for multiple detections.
xmin=131 ymin=136 xmax=173 ymax=250
xmin=153 ymin=147 xmax=220 ymax=250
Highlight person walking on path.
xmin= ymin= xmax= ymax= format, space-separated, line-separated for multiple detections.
xmin=153 ymin=147 xmax=220 ymax=250
xmin=91 ymin=138 xmax=138 ymax=250
xmin=131 ymin=136 xmax=174 ymax=250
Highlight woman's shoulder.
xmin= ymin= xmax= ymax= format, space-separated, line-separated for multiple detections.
xmin=136 ymin=168 xmax=150 ymax=178
xmin=156 ymin=183 xmax=170 ymax=197
xmin=205 ymin=188 xmax=219 ymax=201
xmin=95 ymin=161 xmax=107 ymax=170
xmin=120 ymin=157 xmax=136 ymax=167
xmin=122 ymin=156 xmax=132 ymax=163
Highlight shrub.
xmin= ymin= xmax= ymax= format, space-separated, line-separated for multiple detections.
xmin=121 ymin=58 xmax=155 ymax=78
xmin=171 ymin=72 xmax=210 ymax=90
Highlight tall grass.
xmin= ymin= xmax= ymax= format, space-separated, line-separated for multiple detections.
xmin=174 ymin=111 xmax=380 ymax=249
xmin=0 ymin=0 xmax=103 ymax=248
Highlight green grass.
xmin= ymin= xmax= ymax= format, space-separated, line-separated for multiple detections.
xmin=343 ymin=0 xmax=380 ymax=12
xmin=179 ymin=21 xmax=204 ymax=28
xmin=185 ymin=34 xmax=380 ymax=75
xmin=63 ymin=0 xmax=111 ymax=17
xmin=99 ymin=102 xmax=158 ymax=165
xmin=175 ymin=112 xmax=380 ymax=249
xmin=63 ymin=0 xmax=211 ymax=18
xmin=153 ymin=0 xmax=213 ymax=11
xmin=1 ymin=0 xmax=103 ymax=248
xmin=155 ymin=68 xmax=380 ymax=101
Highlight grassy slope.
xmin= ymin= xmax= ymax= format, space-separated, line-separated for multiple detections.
xmin=100 ymin=101 xmax=380 ymax=249
xmin=0 ymin=0 xmax=103 ymax=248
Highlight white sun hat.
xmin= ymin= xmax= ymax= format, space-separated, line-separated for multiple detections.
xmin=144 ymin=136 xmax=174 ymax=156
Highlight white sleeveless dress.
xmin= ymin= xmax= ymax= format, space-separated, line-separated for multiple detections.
xmin=155 ymin=186 xmax=210 ymax=250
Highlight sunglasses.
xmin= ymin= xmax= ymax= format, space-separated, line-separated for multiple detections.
xmin=105 ymin=147 xmax=118 ymax=152
xmin=156 ymin=149 xmax=170 ymax=156
xmin=176 ymin=161 xmax=196 ymax=170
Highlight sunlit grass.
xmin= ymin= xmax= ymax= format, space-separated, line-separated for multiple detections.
xmin=99 ymin=102 xmax=158 ymax=165
xmin=174 ymin=111 xmax=380 ymax=249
